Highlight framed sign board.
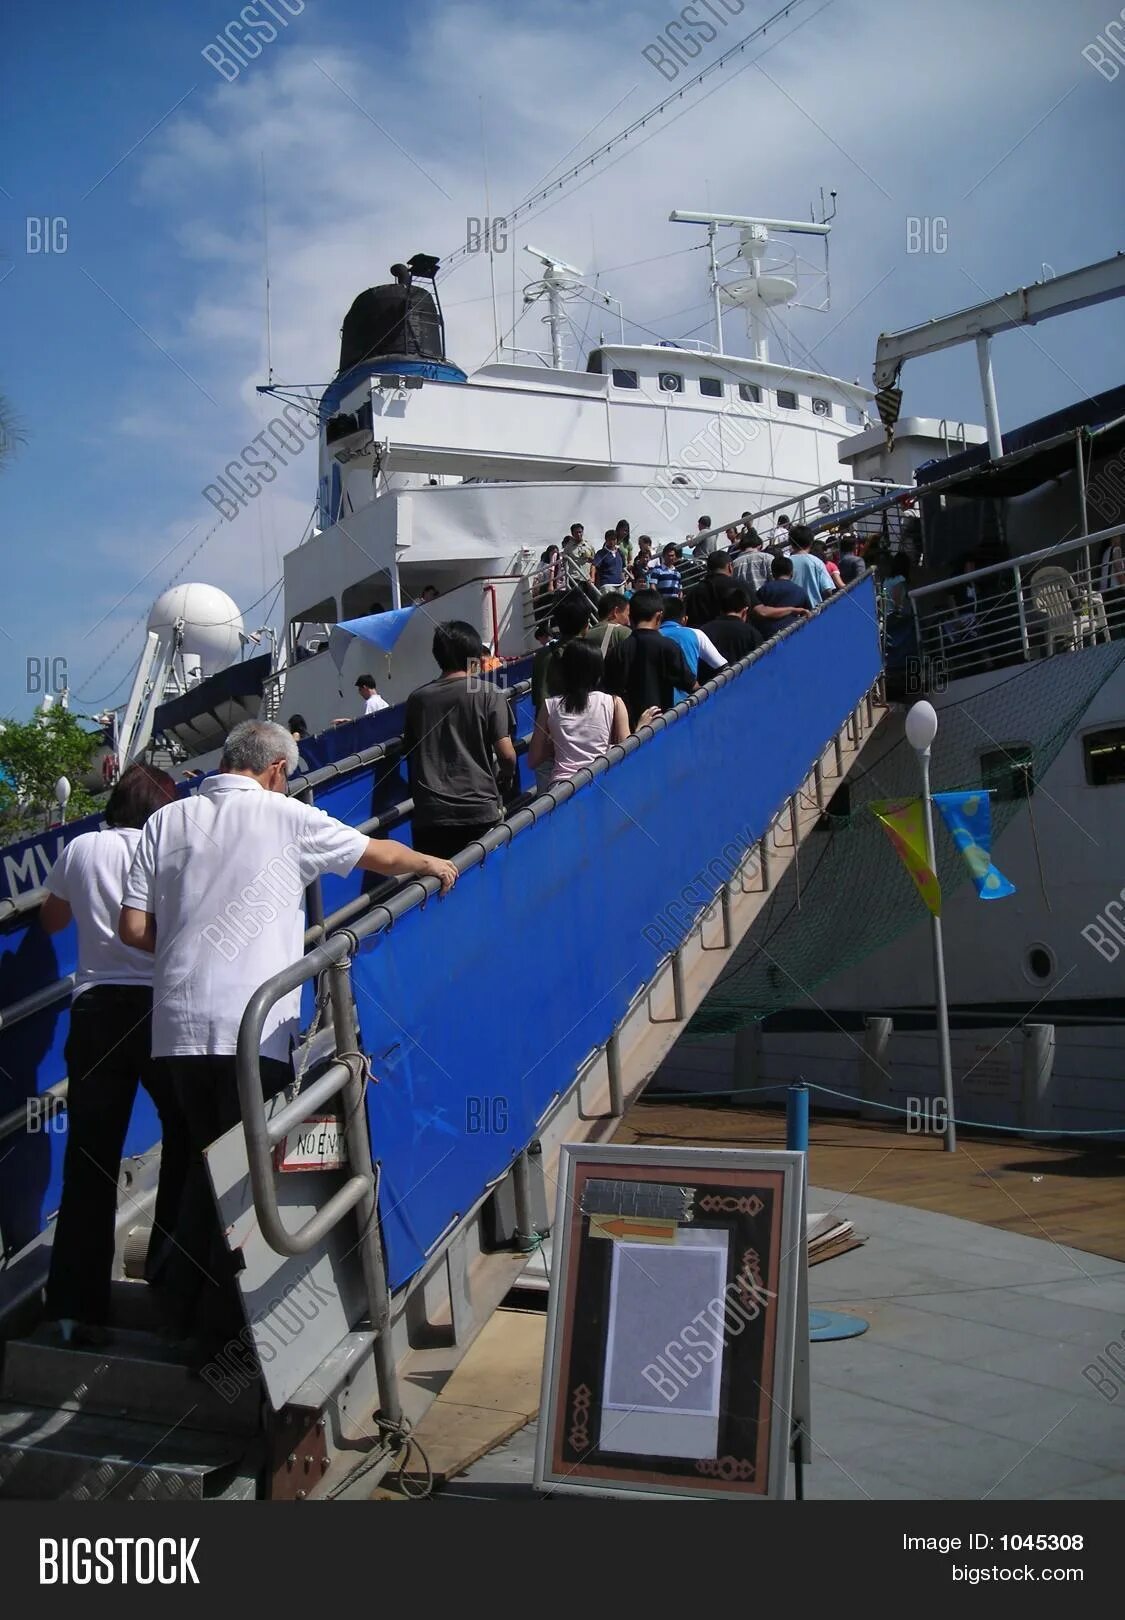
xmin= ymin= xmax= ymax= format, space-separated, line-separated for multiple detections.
xmin=534 ymin=1144 xmax=806 ymax=1500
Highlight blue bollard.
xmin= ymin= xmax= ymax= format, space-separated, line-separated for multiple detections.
xmin=788 ymin=1081 xmax=869 ymax=1345
xmin=786 ymin=1082 xmax=809 ymax=1153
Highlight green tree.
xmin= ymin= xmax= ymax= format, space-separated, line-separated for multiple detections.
xmin=0 ymin=389 xmax=26 ymax=470
xmin=0 ymin=708 xmax=103 ymax=839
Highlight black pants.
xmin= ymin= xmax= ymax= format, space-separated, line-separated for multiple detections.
xmin=45 ymin=985 xmax=190 ymax=1327
xmin=412 ymin=820 xmax=499 ymax=860
xmin=160 ymin=1054 xmax=291 ymax=1345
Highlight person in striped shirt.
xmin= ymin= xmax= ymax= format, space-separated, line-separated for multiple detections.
xmin=647 ymin=542 xmax=685 ymax=598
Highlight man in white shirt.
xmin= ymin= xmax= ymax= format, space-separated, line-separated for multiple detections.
xmin=768 ymin=514 xmax=792 ymax=550
xmin=119 ymin=718 xmax=457 ymax=1350
xmin=356 ymin=673 xmax=388 ymax=715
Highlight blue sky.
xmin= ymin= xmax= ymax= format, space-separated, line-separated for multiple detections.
xmin=1 ymin=0 xmax=1122 ymax=719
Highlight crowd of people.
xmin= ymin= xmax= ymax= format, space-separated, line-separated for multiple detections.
xmin=536 ymin=507 xmax=889 ymax=612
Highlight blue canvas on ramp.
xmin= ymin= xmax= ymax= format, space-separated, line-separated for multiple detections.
xmin=350 ymin=580 xmax=881 ymax=1288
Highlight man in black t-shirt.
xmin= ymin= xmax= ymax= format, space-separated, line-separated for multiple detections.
xmin=602 ymin=589 xmax=697 ymax=725
xmin=700 ymin=584 xmax=766 ymax=663
xmin=403 ymin=622 xmax=519 ymax=859
xmin=685 ymin=551 xmax=739 ymax=628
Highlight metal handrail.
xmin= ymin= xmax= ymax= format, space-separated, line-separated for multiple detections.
xmin=692 ymin=478 xmax=916 ymax=551
xmin=234 ymin=576 xmax=875 ymax=1256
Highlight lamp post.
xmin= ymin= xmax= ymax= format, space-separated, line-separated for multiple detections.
xmin=904 ymin=701 xmax=956 ymax=1153
xmin=55 ymin=776 xmax=71 ymax=828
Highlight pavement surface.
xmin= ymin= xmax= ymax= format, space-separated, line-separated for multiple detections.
xmin=439 ymin=1185 xmax=1125 ymax=1500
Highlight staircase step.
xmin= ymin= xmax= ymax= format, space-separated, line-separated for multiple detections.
xmin=1 ymin=1327 xmax=262 ymax=1436
xmin=0 ymin=1402 xmax=256 ymax=1500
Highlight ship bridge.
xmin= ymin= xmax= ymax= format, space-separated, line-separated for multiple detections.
xmin=0 ymin=578 xmax=882 ymax=1498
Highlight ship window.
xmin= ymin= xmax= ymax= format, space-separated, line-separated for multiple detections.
xmin=699 ymin=376 xmax=723 ymax=398
xmin=1025 ymin=944 xmax=1055 ymax=983
xmin=658 ymin=371 xmax=684 ymax=393
xmin=738 ymin=383 xmax=761 ymax=404
xmin=612 ymin=368 xmax=639 ymax=390
xmin=980 ymin=744 xmax=1034 ymax=801
xmin=776 ymin=389 xmax=798 ymax=410
xmin=1083 ymin=726 xmax=1125 ymax=786
xmin=811 ymin=397 xmax=832 ymax=418
xmin=845 ymin=404 xmax=865 ymax=425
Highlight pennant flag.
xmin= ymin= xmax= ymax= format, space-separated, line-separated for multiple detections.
xmin=869 ymin=799 xmax=941 ymax=916
xmin=934 ymin=791 xmax=1016 ymax=900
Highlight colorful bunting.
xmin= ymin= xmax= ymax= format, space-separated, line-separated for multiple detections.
xmin=933 ymin=791 xmax=1016 ymax=900
xmin=869 ymin=799 xmax=941 ymax=917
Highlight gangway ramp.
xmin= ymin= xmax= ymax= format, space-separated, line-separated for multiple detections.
xmin=0 ymin=577 xmax=881 ymax=1499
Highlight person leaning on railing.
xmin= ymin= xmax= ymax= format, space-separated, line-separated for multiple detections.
xmin=117 ymin=719 xmax=457 ymax=1365
xmin=39 ymin=762 xmax=187 ymax=1348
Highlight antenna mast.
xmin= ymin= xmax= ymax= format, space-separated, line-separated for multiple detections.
xmin=261 ymin=153 xmax=273 ymax=386
xmin=669 ymin=209 xmax=831 ymax=363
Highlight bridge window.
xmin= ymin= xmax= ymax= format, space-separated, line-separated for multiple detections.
xmin=1083 ymin=726 xmax=1125 ymax=786
xmin=845 ymin=404 xmax=865 ymax=425
xmin=776 ymin=389 xmax=798 ymax=410
xmin=612 ymin=368 xmax=639 ymax=390
xmin=980 ymin=744 xmax=1034 ymax=800
xmin=659 ymin=371 xmax=684 ymax=393
xmin=698 ymin=376 xmax=723 ymax=397
xmin=738 ymin=383 xmax=761 ymax=404
xmin=811 ymin=397 xmax=832 ymax=418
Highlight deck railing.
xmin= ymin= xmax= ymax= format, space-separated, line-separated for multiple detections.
xmin=909 ymin=522 xmax=1125 ymax=681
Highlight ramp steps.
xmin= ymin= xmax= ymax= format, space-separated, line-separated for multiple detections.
xmin=0 ymin=1403 xmax=256 ymax=1500
xmin=1 ymin=1326 xmax=262 ymax=1435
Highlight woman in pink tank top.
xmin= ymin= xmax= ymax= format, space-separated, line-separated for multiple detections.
xmin=527 ymin=640 xmax=631 ymax=787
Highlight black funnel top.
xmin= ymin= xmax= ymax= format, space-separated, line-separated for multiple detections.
xmin=338 ymin=281 xmax=446 ymax=374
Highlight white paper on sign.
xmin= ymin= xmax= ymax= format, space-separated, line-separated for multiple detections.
xmin=600 ymin=1228 xmax=729 ymax=1459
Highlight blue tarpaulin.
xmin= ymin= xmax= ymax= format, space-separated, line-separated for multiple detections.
xmin=350 ymin=579 xmax=881 ymax=1288
xmin=329 ymin=607 xmax=417 ymax=670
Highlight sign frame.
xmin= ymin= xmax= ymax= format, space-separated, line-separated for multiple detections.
xmin=534 ymin=1142 xmax=806 ymax=1500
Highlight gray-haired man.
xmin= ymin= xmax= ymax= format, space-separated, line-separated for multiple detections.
xmin=120 ymin=719 xmax=456 ymax=1351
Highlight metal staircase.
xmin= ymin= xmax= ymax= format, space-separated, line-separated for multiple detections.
xmin=0 ymin=579 xmax=883 ymax=1499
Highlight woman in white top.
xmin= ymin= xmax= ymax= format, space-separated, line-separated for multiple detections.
xmin=527 ymin=639 xmax=634 ymax=787
xmin=40 ymin=763 xmax=186 ymax=1345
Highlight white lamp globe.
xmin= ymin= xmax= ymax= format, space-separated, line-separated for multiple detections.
xmin=905 ymin=700 xmax=939 ymax=752
xmin=55 ymin=776 xmax=72 ymax=808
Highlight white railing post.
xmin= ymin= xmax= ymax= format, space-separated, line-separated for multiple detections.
xmin=1014 ymin=562 xmax=1030 ymax=660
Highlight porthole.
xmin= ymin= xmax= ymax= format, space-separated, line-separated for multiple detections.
xmin=659 ymin=372 xmax=684 ymax=393
xmin=1024 ymin=943 xmax=1055 ymax=984
xmin=812 ymin=397 xmax=832 ymax=418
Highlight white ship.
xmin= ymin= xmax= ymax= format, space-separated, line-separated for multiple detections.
xmin=107 ymin=208 xmax=976 ymax=770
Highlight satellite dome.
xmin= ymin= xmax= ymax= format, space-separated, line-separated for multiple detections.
xmin=147 ymin=583 xmax=243 ymax=676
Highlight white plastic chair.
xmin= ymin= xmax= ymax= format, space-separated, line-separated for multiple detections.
xmin=1029 ymin=566 xmax=1080 ymax=656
